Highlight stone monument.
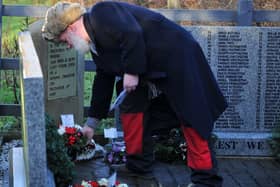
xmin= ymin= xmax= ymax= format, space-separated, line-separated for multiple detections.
xmin=28 ymin=20 xmax=84 ymax=125
xmin=187 ymin=26 xmax=280 ymax=156
xmin=9 ymin=31 xmax=48 ymax=187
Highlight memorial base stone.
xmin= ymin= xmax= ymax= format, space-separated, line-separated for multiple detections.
xmin=214 ymin=132 xmax=272 ymax=156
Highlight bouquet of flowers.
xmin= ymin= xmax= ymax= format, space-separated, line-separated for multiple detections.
xmin=104 ymin=141 xmax=126 ymax=165
xmin=73 ymin=178 xmax=128 ymax=187
xmin=57 ymin=124 xmax=96 ymax=161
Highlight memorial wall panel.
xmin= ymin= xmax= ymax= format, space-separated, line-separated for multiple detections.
xmin=187 ymin=26 xmax=280 ymax=156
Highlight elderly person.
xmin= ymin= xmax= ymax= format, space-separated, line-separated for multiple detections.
xmin=42 ymin=1 xmax=227 ymax=186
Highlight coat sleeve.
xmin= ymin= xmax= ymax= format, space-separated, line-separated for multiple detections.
xmin=91 ymin=2 xmax=147 ymax=75
xmin=88 ymin=68 xmax=115 ymax=119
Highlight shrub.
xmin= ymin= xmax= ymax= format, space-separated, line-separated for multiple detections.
xmin=45 ymin=115 xmax=75 ymax=187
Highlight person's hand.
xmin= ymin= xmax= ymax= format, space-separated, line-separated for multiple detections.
xmin=82 ymin=117 xmax=99 ymax=142
xmin=123 ymin=73 xmax=139 ymax=93
xmin=81 ymin=125 xmax=94 ymax=142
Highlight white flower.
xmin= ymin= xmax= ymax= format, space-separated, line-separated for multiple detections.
xmin=74 ymin=124 xmax=83 ymax=130
xmin=98 ymin=178 xmax=108 ymax=186
xmin=90 ymin=139 xmax=96 ymax=144
xmin=76 ymin=146 xmax=96 ymax=161
xmin=57 ymin=126 xmax=65 ymax=135
xmin=117 ymin=184 xmax=129 ymax=187
xmin=81 ymin=180 xmax=91 ymax=187
xmin=120 ymin=146 xmax=126 ymax=152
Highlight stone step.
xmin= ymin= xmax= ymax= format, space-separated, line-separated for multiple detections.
xmin=8 ymin=147 xmax=26 ymax=187
xmin=214 ymin=132 xmax=273 ymax=156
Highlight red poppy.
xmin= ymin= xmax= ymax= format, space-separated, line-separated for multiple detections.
xmin=89 ymin=181 xmax=99 ymax=187
xmin=68 ymin=135 xmax=76 ymax=145
xmin=115 ymin=180 xmax=120 ymax=185
xmin=65 ymin=127 xmax=76 ymax=134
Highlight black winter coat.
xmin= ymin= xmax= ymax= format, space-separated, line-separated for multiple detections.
xmin=84 ymin=1 xmax=227 ymax=139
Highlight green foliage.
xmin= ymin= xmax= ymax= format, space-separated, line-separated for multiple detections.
xmin=0 ymin=16 xmax=23 ymax=130
xmin=1 ymin=34 xmax=20 ymax=104
xmin=0 ymin=16 xmax=24 ymax=130
xmin=0 ymin=71 xmax=20 ymax=130
xmin=154 ymin=143 xmax=184 ymax=163
xmin=60 ymin=126 xmax=87 ymax=160
xmin=269 ymin=126 xmax=280 ymax=159
xmin=95 ymin=118 xmax=115 ymax=135
xmin=0 ymin=117 xmax=19 ymax=131
xmin=154 ymin=128 xmax=186 ymax=163
xmin=0 ymin=79 xmax=18 ymax=103
xmin=45 ymin=115 xmax=75 ymax=187
xmin=84 ymin=72 xmax=95 ymax=106
xmin=154 ymin=129 xmax=218 ymax=163
xmin=3 ymin=0 xmax=35 ymax=5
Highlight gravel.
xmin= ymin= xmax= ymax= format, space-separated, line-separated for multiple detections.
xmin=0 ymin=139 xmax=23 ymax=187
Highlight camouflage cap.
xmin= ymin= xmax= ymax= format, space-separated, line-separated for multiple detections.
xmin=42 ymin=2 xmax=86 ymax=41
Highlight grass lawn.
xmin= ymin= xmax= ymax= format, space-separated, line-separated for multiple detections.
xmin=2 ymin=0 xmax=49 ymax=46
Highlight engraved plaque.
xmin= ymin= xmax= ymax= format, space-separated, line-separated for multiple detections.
xmin=47 ymin=42 xmax=77 ymax=100
xmin=187 ymin=26 xmax=280 ymax=156
xmin=29 ymin=20 xmax=84 ymax=125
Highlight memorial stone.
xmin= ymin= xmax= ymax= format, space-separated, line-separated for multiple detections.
xmin=187 ymin=26 xmax=280 ymax=156
xmin=28 ymin=20 xmax=84 ymax=125
xmin=15 ymin=31 xmax=47 ymax=186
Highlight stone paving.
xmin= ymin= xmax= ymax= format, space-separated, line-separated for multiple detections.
xmin=73 ymin=158 xmax=280 ymax=187
xmin=1 ymin=139 xmax=280 ymax=187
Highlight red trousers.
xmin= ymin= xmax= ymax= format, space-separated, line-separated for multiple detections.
xmin=119 ymin=85 xmax=222 ymax=186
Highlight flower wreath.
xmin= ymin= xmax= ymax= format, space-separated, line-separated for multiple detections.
xmin=73 ymin=178 xmax=128 ymax=187
xmin=57 ymin=124 xmax=96 ymax=161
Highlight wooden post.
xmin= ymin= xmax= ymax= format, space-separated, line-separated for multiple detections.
xmin=237 ymin=0 xmax=253 ymax=26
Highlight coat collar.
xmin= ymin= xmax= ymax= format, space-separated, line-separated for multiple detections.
xmin=83 ymin=12 xmax=98 ymax=56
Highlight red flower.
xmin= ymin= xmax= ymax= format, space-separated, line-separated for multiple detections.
xmin=115 ymin=180 xmax=120 ymax=185
xmin=65 ymin=127 xmax=76 ymax=134
xmin=68 ymin=135 xmax=76 ymax=145
xmin=89 ymin=181 xmax=99 ymax=187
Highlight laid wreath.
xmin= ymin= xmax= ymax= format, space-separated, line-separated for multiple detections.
xmin=57 ymin=124 xmax=96 ymax=161
xmin=72 ymin=178 xmax=128 ymax=187
xmin=46 ymin=116 xmax=99 ymax=187
xmin=46 ymin=116 xmax=75 ymax=187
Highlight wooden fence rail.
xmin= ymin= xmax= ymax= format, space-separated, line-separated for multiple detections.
xmin=0 ymin=0 xmax=279 ymax=117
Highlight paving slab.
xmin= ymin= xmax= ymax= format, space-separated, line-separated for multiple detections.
xmin=73 ymin=158 xmax=280 ymax=187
